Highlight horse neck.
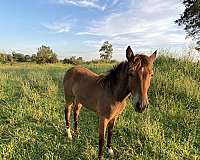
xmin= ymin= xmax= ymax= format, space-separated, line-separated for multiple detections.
xmin=112 ymin=67 xmax=130 ymax=102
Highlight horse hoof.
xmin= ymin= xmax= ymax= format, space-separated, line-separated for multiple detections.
xmin=68 ymin=134 xmax=72 ymax=140
xmin=66 ymin=128 xmax=72 ymax=140
xmin=107 ymin=148 xmax=114 ymax=156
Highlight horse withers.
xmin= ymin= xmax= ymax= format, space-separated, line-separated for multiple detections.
xmin=63 ymin=46 xmax=157 ymax=159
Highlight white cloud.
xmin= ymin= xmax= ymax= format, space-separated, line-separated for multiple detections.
xmin=77 ymin=0 xmax=187 ymax=51
xmin=111 ymin=0 xmax=120 ymax=7
xmin=52 ymin=0 xmax=107 ymax=11
xmin=42 ymin=21 xmax=71 ymax=33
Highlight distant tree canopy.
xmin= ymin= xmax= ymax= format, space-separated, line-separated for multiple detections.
xmin=63 ymin=56 xmax=84 ymax=64
xmin=24 ymin=55 xmax=31 ymax=62
xmin=1 ymin=44 xmax=117 ymax=65
xmin=0 ymin=45 xmax=58 ymax=64
xmin=0 ymin=52 xmax=13 ymax=64
xmin=99 ymin=41 xmax=113 ymax=61
xmin=36 ymin=45 xmax=58 ymax=64
xmin=31 ymin=54 xmax=37 ymax=62
xmin=0 ymin=53 xmax=8 ymax=63
xmin=12 ymin=51 xmax=25 ymax=62
xmin=175 ymin=0 xmax=200 ymax=50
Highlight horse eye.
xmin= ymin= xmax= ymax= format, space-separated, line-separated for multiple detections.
xmin=151 ymin=73 xmax=154 ymax=77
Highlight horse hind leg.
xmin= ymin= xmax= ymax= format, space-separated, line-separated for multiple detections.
xmin=73 ymin=103 xmax=82 ymax=132
xmin=64 ymin=101 xmax=73 ymax=140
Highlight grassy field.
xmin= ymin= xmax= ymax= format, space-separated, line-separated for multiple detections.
xmin=0 ymin=56 xmax=200 ymax=160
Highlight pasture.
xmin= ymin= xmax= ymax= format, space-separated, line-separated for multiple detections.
xmin=0 ymin=56 xmax=200 ymax=159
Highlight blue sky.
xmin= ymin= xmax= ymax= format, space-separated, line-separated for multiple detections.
xmin=0 ymin=0 xmax=190 ymax=60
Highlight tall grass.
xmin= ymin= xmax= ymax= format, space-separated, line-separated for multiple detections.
xmin=0 ymin=56 xmax=199 ymax=159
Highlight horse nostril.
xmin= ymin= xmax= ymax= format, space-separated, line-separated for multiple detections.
xmin=134 ymin=102 xmax=140 ymax=112
xmin=136 ymin=102 xmax=140 ymax=108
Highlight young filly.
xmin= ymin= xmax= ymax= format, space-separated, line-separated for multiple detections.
xmin=63 ymin=46 xmax=157 ymax=159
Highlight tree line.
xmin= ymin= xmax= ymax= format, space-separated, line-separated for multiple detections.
xmin=0 ymin=41 xmax=114 ymax=64
xmin=0 ymin=45 xmax=58 ymax=64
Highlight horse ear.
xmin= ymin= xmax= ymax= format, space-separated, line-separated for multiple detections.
xmin=126 ymin=46 xmax=134 ymax=61
xmin=150 ymin=50 xmax=157 ymax=63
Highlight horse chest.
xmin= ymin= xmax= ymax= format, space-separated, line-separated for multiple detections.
xmin=98 ymin=101 xmax=126 ymax=119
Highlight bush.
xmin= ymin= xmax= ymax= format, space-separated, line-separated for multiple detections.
xmin=36 ymin=45 xmax=58 ymax=64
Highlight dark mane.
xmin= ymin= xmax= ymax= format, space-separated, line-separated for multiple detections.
xmin=97 ymin=61 xmax=128 ymax=89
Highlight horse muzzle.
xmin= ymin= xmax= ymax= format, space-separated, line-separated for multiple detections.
xmin=135 ymin=100 xmax=149 ymax=113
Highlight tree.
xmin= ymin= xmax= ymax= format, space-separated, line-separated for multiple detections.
xmin=0 ymin=53 xmax=7 ymax=63
xmin=0 ymin=52 xmax=14 ymax=64
xmin=63 ymin=56 xmax=84 ymax=64
xmin=6 ymin=54 xmax=14 ymax=65
xmin=12 ymin=51 xmax=25 ymax=62
xmin=36 ymin=45 xmax=58 ymax=63
xmin=7 ymin=54 xmax=13 ymax=62
xmin=175 ymin=0 xmax=200 ymax=51
xmin=24 ymin=55 xmax=31 ymax=62
xmin=99 ymin=41 xmax=113 ymax=61
xmin=77 ymin=57 xmax=83 ymax=62
xmin=31 ymin=54 xmax=37 ymax=62
xmin=48 ymin=53 xmax=58 ymax=63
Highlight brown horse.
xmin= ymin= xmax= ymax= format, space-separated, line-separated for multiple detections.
xmin=63 ymin=46 xmax=157 ymax=159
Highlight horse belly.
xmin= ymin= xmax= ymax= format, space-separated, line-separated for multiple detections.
xmin=73 ymin=83 xmax=98 ymax=112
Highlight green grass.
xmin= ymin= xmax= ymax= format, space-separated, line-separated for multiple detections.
xmin=0 ymin=57 xmax=200 ymax=160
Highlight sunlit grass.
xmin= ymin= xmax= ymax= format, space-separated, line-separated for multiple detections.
xmin=0 ymin=57 xmax=200 ymax=159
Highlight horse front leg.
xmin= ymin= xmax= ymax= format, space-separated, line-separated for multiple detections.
xmin=107 ymin=118 xmax=116 ymax=156
xmin=98 ymin=117 xmax=108 ymax=160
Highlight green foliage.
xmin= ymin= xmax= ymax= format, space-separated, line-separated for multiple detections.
xmin=0 ymin=45 xmax=59 ymax=64
xmin=7 ymin=54 xmax=13 ymax=63
xmin=12 ymin=51 xmax=26 ymax=62
xmin=36 ymin=45 xmax=58 ymax=64
xmin=31 ymin=54 xmax=37 ymax=62
xmin=0 ymin=53 xmax=13 ymax=64
xmin=84 ymin=59 xmax=118 ymax=65
xmin=175 ymin=0 xmax=200 ymax=50
xmin=24 ymin=55 xmax=31 ymax=62
xmin=99 ymin=41 xmax=113 ymax=61
xmin=0 ymin=51 xmax=31 ymax=63
xmin=63 ymin=56 xmax=84 ymax=65
xmin=0 ymin=56 xmax=199 ymax=159
xmin=0 ymin=53 xmax=7 ymax=63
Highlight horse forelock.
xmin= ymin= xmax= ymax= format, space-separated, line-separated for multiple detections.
xmin=129 ymin=54 xmax=150 ymax=71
